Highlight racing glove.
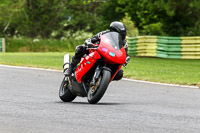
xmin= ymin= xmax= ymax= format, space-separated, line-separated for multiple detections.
xmin=84 ymin=39 xmax=93 ymax=46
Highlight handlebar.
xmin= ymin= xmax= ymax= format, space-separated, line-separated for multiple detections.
xmin=86 ymin=44 xmax=99 ymax=50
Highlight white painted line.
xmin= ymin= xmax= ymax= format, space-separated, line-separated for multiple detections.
xmin=0 ymin=64 xmax=62 ymax=72
xmin=122 ymin=78 xmax=199 ymax=89
xmin=0 ymin=64 xmax=199 ymax=89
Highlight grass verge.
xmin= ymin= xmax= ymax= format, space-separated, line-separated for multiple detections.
xmin=6 ymin=37 xmax=83 ymax=52
xmin=0 ymin=52 xmax=199 ymax=87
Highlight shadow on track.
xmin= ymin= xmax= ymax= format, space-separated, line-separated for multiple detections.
xmin=55 ymin=101 xmax=128 ymax=105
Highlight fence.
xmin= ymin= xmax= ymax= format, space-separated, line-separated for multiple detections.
xmin=0 ymin=38 xmax=5 ymax=52
xmin=128 ymin=36 xmax=200 ymax=59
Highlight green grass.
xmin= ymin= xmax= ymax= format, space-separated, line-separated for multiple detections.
xmin=0 ymin=52 xmax=199 ymax=87
xmin=0 ymin=52 xmax=74 ymax=70
xmin=126 ymin=57 xmax=200 ymax=87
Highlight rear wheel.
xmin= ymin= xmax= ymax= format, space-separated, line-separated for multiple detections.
xmin=59 ymin=77 xmax=76 ymax=102
xmin=87 ymin=70 xmax=111 ymax=104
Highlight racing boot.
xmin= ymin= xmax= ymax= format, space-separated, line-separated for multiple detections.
xmin=64 ymin=45 xmax=86 ymax=76
xmin=64 ymin=57 xmax=80 ymax=76
xmin=64 ymin=63 xmax=74 ymax=76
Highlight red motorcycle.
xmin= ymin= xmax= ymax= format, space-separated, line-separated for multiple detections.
xmin=59 ymin=32 xmax=126 ymax=104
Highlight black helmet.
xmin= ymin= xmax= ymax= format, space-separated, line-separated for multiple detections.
xmin=110 ymin=21 xmax=127 ymax=40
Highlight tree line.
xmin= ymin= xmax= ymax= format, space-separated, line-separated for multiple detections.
xmin=1 ymin=0 xmax=200 ymax=39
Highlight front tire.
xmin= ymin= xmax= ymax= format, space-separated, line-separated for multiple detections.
xmin=59 ymin=77 xmax=76 ymax=102
xmin=87 ymin=70 xmax=111 ymax=104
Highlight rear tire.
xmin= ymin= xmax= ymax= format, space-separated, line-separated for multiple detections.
xmin=59 ymin=77 xmax=76 ymax=102
xmin=87 ymin=70 xmax=111 ymax=104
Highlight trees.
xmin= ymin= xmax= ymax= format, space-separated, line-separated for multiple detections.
xmin=1 ymin=0 xmax=200 ymax=37
xmin=0 ymin=0 xmax=25 ymax=36
xmin=0 ymin=0 xmax=65 ymax=38
xmin=123 ymin=0 xmax=200 ymax=36
xmin=158 ymin=0 xmax=200 ymax=36
xmin=121 ymin=13 xmax=139 ymax=37
xmin=99 ymin=0 xmax=200 ymax=36
xmin=0 ymin=0 xmax=102 ymax=38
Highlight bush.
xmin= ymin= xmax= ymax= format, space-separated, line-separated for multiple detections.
xmin=121 ymin=13 xmax=139 ymax=37
xmin=6 ymin=37 xmax=84 ymax=52
xmin=141 ymin=22 xmax=165 ymax=36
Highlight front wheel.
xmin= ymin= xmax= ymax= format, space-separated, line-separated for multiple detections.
xmin=87 ymin=70 xmax=111 ymax=104
xmin=59 ymin=77 xmax=76 ymax=102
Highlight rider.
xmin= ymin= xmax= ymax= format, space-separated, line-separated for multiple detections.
xmin=64 ymin=21 xmax=130 ymax=80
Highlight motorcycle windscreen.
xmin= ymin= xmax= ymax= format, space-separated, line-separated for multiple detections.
xmin=97 ymin=32 xmax=126 ymax=64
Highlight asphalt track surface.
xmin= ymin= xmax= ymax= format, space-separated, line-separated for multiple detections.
xmin=0 ymin=65 xmax=200 ymax=133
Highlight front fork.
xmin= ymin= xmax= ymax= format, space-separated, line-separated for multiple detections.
xmin=90 ymin=65 xmax=101 ymax=86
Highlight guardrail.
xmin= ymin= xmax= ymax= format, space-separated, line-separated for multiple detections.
xmin=0 ymin=38 xmax=5 ymax=52
xmin=128 ymin=36 xmax=200 ymax=59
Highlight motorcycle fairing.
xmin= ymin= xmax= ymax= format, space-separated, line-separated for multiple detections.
xmin=97 ymin=33 xmax=126 ymax=65
xmin=75 ymin=51 xmax=101 ymax=83
xmin=110 ymin=65 xmax=123 ymax=81
xmin=71 ymin=74 xmax=87 ymax=97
